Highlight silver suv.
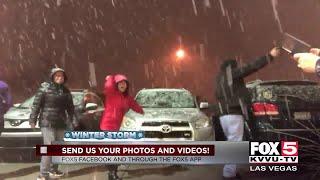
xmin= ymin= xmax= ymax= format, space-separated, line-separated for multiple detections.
xmin=120 ymin=88 xmax=214 ymax=141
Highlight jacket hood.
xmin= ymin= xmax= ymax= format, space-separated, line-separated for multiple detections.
xmin=50 ymin=68 xmax=68 ymax=83
xmin=0 ymin=81 xmax=8 ymax=93
xmin=0 ymin=81 xmax=8 ymax=90
xmin=220 ymin=59 xmax=237 ymax=71
xmin=114 ymin=74 xmax=129 ymax=95
xmin=114 ymin=74 xmax=128 ymax=83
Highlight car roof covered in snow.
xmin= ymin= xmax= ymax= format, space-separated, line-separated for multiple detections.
xmin=246 ymin=80 xmax=318 ymax=88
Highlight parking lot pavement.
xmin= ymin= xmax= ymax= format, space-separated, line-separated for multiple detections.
xmin=0 ymin=163 xmax=313 ymax=180
xmin=0 ymin=164 xmax=220 ymax=180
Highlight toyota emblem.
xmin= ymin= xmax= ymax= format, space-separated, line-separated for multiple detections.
xmin=161 ymin=124 xmax=172 ymax=133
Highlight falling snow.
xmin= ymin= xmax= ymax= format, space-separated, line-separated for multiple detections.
xmin=0 ymin=0 xmax=315 ymax=107
xmin=271 ymin=0 xmax=283 ymax=33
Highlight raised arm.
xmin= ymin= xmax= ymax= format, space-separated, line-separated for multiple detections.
xmin=233 ymin=55 xmax=273 ymax=78
xmin=233 ymin=47 xmax=281 ymax=79
xmin=128 ymin=96 xmax=144 ymax=114
xmin=104 ymin=75 xmax=117 ymax=96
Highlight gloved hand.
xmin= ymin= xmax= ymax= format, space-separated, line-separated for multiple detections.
xmin=105 ymin=75 xmax=113 ymax=80
xmin=269 ymin=47 xmax=281 ymax=58
xmin=72 ymin=124 xmax=81 ymax=131
xmin=293 ymin=53 xmax=320 ymax=73
xmin=72 ymin=120 xmax=80 ymax=131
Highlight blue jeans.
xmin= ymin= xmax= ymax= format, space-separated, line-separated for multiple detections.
xmin=40 ymin=127 xmax=65 ymax=176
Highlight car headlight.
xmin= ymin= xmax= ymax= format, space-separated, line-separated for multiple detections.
xmin=195 ymin=118 xmax=211 ymax=129
xmin=9 ymin=120 xmax=23 ymax=126
xmin=121 ymin=117 xmax=137 ymax=130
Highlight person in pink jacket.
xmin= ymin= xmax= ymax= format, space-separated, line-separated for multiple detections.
xmin=100 ymin=74 xmax=144 ymax=180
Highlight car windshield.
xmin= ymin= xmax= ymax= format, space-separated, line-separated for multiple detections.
xmin=20 ymin=96 xmax=35 ymax=108
xmin=19 ymin=92 xmax=83 ymax=108
xmin=71 ymin=92 xmax=84 ymax=106
xmin=136 ymin=90 xmax=195 ymax=108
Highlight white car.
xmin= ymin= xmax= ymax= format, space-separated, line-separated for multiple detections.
xmin=0 ymin=90 xmax=104 ymax=149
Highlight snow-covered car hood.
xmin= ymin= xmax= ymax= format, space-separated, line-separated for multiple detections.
xmin=4 ymin=107 xmax=31 ymax=120
xmin=126 ymin=108 xmax=205 ymax=122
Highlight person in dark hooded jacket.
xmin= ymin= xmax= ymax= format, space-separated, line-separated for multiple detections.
xmin=216 ymin=47 xmax=281 ymax=116
xmin=100 ymin=74 xmax=144 ymax=180
xmin=0 ymin=81 xmax=12 ymax=131
xmin=215 ymin=47 xmax=281 ymax=179
xmin=29 ymin=67 xmax=78 ymax=180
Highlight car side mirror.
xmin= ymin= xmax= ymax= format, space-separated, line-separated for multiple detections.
xmin=85 ymin=103 xmax=98 ymax=111
xmin=200 ymin=102 xmax=209 ymax=109
xmin=13 ymin=103 xmax=21 ymax=108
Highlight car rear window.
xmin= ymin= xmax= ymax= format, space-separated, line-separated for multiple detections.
xmin=260 ymin=81 xmax=317 ymax=86
xmin=255 ymin=83 xmax=320 ymax=103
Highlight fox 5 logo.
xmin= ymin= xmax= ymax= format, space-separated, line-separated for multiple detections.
xmin=250 ymin=141 xmax=298 ymax=156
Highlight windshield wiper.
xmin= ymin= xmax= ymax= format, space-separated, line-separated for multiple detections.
xmin=17 ymin=106 xmax=29 ymax=109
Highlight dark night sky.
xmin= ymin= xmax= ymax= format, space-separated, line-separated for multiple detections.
xmin=0 ymin=0 xmax=320 ymax=102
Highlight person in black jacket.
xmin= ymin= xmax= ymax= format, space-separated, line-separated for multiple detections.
xmin=29 ymin=67 xmax=78 ymax=180
xmin=216 ymin=47 xmax=281 ymax=179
